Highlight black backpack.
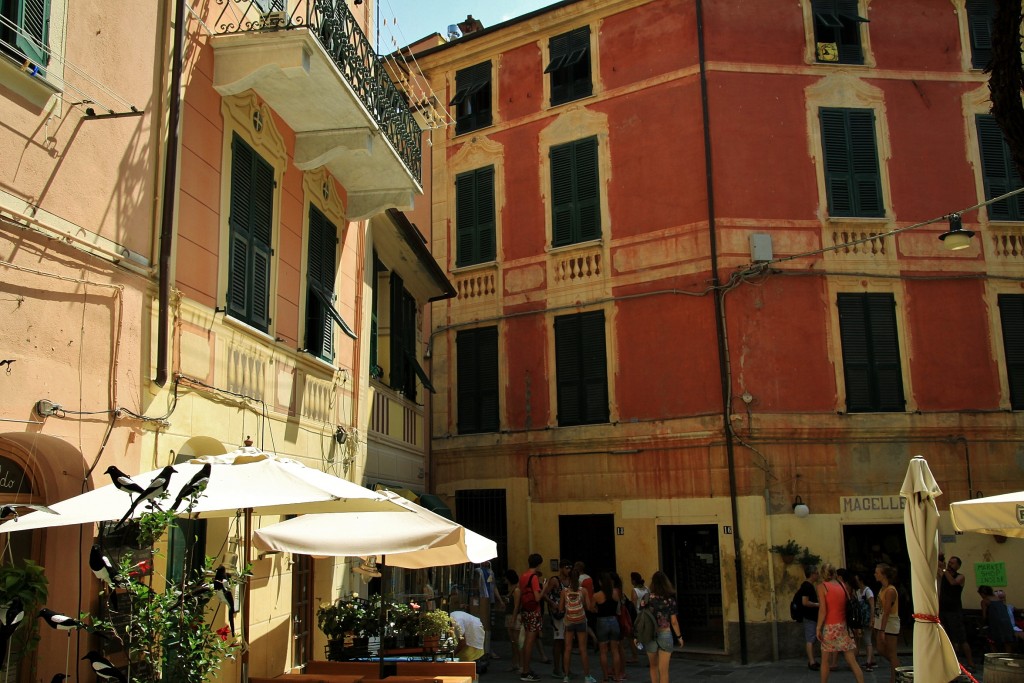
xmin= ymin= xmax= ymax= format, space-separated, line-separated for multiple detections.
xmin=790 ymin=589 xmax=802 ymax=622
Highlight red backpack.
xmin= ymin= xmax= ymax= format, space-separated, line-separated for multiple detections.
xmin=519 ymin=572 xmax=541 ymax=611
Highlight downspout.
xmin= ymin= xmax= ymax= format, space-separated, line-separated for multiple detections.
xmin=156 ymin=0 xmax=186 ymax=386
xmin=695 ymin=0 xmax=748 ymax=663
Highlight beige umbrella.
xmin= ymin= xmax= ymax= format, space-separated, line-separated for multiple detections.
xmin=949 ymin=490 xmax=1024 ymax=538
xmin=901 ymin=455 xmax=962 ymax=683
xmin=254 ymin=490 xmax=497 ymax=567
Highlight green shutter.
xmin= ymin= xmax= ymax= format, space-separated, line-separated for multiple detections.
xmin=389 ymin=273 xmax=405 ymax=392
xmin=16 ymin=0 xmax=50 ymax=69
xmin=575 ymin=138 xmax=601 ymax=241
xmin=548 ymin=27 xmax=592 ymax=106
xmin=369 ymin=254 xmax=381 ymax=373
xmin=820 ymin=108 xmax=883 ymax=218
xmin=227 ymin=134 xmax=274 ymax=332
xmin=551 ymin=143 xmax=575 ymax=246
xmin=555 ymin=311 xmax=608 ymax=426
xmin=453 ymin=61 xmax=491 ymax=134
xmin=976 ymin=115 xmax=1024 ymax=221
xmin=305 ymin=205 xmax=337 ymax=360
xmin=455 ymin=166 xmax=495 ymax=267
xmin=998 ymin=295 xmax=1024 ymax=410
xmin=457 ymin=327 xmax=499 ymax=434
xmin=966 ymin=0 xmax=995 ymax=69
xmin=838 ymin=293 xmax=904 ymax=413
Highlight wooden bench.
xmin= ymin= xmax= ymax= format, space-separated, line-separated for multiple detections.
xmin=396 ymin=661 xmax=477 ymax=682
xmin=250 ymin=676 xmax=364 ymax=683
xmin=304 ymin=662 xmax=383 ymax=677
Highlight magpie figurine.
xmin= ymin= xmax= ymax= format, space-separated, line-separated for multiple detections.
xmin=170 ymin=463 xmax=212 ymax=512
xmin=38 ymin=608 xmax=86 ymax=631
xmin=89 ymin=545 xmax=122 ymax=587
xmin=103 ymin=465 xmax=145 ymax=496
xmin=115 ymin=466 xmax=176 ymax=527
xmin=0 ymin=599 xmax=24 ymax=667
xmin=0 ymin=503 xmax=58 ymax=521
xmin=82 ymin=651 xmax=126 ymax=683
xmin=213 ymin=565 xmax=235 ymax=636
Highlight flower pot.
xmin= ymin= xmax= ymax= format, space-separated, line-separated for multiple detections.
xmin=781 ymin=554 xmax=795 ymax=564
xmin=421 ymin=635 xmax=441 ymax=651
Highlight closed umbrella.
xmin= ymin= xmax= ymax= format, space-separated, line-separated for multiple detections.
xmin=949 ymin=490 xmax=1024 ymax=538
xmin=253 ymin=490 xmax=497 ymax=567
xmin=901 ymin=455 xmax=961 ymax=683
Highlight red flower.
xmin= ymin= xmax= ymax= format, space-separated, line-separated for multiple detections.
xmin=217 ymin=625 xmax=231 ymax=641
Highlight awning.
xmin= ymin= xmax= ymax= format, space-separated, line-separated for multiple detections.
xmin=418 ymin=493 xmax=452 ymax=520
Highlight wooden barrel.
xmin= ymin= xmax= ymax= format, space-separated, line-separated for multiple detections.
xmin=894 ymin=665 xmax=914 ymax=683
xmin=984 ymin=653 xmax=1024 ymax=683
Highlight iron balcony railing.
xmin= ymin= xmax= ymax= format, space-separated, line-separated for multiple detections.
xmin=213 ymin=0 xmax=422 ymax=184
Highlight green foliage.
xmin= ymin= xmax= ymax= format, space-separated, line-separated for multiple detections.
xmin=84 ymin=497 xmax=240 ymax=683
xmin=769 ymin=539 xmax=802 ymax=556
xmin=797 ymin=547 xmax=822 ymax=568
xmin=416 ymin=608 xmax=453 ymax=638
xmin=0 ymin=559 xmax=49 ymax=669
xmin=389 ymin=600 xmax=420 ymax=638
xmin=317 ymin=597 xmax=376 ymax=639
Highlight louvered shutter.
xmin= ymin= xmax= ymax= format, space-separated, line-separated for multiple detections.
xmin=976 ymin=115 xmax=1024 ymax=221
xmin=227 ymin=135 xmax=274 ymax=331
xmin=454 ymin=61 xmax=491 ymax=134
xmin=477 ymin=327 xmax=500 ymax=431
xmin=838 ymin=294 xmax=873 ymax=412
xmin=998 ymin=295 xmax=1024 ymax=410
xmin=579 ymin=311 xmax=609 ymax=423
xmin=574 ymin=138 xmax=601 ymax=241
xmin=16 ymin=0 xmax=50 ymax=68
xmin=476 ymin=167 xmax=496 ymax=262
xmin=836 ymin=0 xmax=865 ymax=64
xmin=821 ymin=109 xmax=854 ymax=216
xmin=455 ymin=172 xmax=477 ymax=266
xmin=250 ymin=150 xmax=275 ymax=331
xmin=306 ymin=205 xmax=336 ymax=360
xmin=389 ymin=273 xmax=406 ymax=392
xmin=555 ymin=315 xmax=582 ymax=426
xmin=227 ymin=136 xmax=254 ymax=321
xmin=551 ymin=143 xmax=575 ymax=246
xmin=457 ymin=327 xmax=499 ymax=434
xmin=866 ymin=294 xmax=905 ymax=412
xmin=966 ymin=0 xmax=995 ymax=69
xmin=848 ymin=110 xmax=883 ymax=217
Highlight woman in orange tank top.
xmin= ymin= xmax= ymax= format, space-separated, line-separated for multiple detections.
xmin=815 ymin=563 xmax=865 ymax=683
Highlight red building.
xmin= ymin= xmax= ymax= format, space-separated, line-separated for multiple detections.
xmin=411 ymin=0 xmax=1024 ymax=660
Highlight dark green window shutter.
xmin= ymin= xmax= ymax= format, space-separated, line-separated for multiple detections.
xmin=966 ymin=0 xmax=995 ymax=69
xmin=812 ymin=0 xmax=866 ymax=65
xmin=998 ymin=295 xmax=1024 ymax=410
xmin=305 ymin=205 xmax=337 ymax=361
xmin=452 ymin=61 xmax=492 ymax=135
xmin=369 ymin=254 xmax=381 ymax=376
xmin=555 ymin=310 xmax=608 ymax=426
xmin=388 ymin=274 xmax=419 ymax=400
xmin=227 ymin=134 xmax=275 ymax=332
xmin=820 ymin=108 xmax=883 ymax=218
xmin=550 ymin=137 xmax=601 ymax=247
xmin=16 ymin=0 xmax=50 ymax=68
xmin=457 ymin=327 xmax=499 ymax=434
xmin=838 ymin=293 xmax=905 ymax=413
xmin=976 ymin=115 xmax=1024 ymax=221
xmin=548 ymin=26 xmax=592 ymax=106
xmin=455 ymin=166 xmax=495 ymax=267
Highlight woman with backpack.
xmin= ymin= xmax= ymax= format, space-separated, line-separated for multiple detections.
xmin=851 ymin=572 xmax=876 ymax=671
xmin=815 ymin=563 xmax=865 ymax=683
xmin=560 ymin=565 xmax=595 ymax=683
xmin=640 ymin=571 xmax=682 ymax=683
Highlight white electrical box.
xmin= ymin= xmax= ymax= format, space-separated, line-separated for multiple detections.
xmin=750 ymin=233 xmax=773 ymax=262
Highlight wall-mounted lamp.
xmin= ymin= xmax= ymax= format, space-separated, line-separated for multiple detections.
xmin=939 ymin=213 xmax=975 ymax=251
xmin=334 ymin=426 xmax=348 ymax=445
xmin=793 ymin=495 xmax=810 ymax=518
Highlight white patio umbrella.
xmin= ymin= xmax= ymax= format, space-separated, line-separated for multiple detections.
xmin=901 ymin=455 xmax=962 ymax=683
xmin=253 ymin=490 xmax=497 ymax=568
xmin=949 ymin=490 xmax=1024 ymax=538
xmin=0 ymin=447 xmax=404 ymax=533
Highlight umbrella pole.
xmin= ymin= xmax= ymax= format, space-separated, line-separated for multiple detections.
xmin=379 ymin=557 xmax=387 ymax=680
xmin=242 ymin=507 xmax=253 ymax=683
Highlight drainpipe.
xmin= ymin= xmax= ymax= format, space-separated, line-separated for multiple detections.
xmin=696 ymin=0 xmax=748 ymax=663
xmin=156 ymin=0 xmax=186 ymax=386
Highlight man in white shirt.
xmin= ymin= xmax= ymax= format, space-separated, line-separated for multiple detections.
xmin=451 ymin=610 xmax=487 ymax=673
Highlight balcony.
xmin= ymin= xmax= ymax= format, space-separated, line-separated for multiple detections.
xmin=211 ymin=0 xmax=422 ymax=219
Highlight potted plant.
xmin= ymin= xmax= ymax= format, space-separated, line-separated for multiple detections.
xmin=0 ymin=559 xmax=49 ymax=680
xmin=797 ymin=547 xmax=822 ymax=568
xmin=317 ymin=597 xmax=373 ymax=660
xmin=769 ymin=539 xmax=802 ymax=564
xmin=416 ymin=608 xmax=454 ymax=651
xmin=390 ymin=600 xmax=420 ymax=647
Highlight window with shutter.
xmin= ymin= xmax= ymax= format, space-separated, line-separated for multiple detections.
xmin=304 ymin=205 xmax=338 ymax=362
xmin=546 ymin=26 xmax=592 ymax=106
xmin=452 ymin=61 xmax=492 ymax=135
xmin=388 ymin=274 xmax=431 ymax=400
xmin=457 ymin=327 xmax=499 ymax=434
xmin=227 ymin=134 xmax=275 ymax=332
xmin=998 ymin=295 xmax=1024 ymax=410
xmin=555 ymin=311 xmax=609 ymax=426
xmin=0 ymin=0 xmax=50 ymax=71
xmin=976 ymin=115 xmax=1024 ymax=221
xmin=812 ymin=0 xmax=867 ymax=65
xmin=966 ymin=0 xmax=995 ymax=70
xmin=550 ymin=136 xmax=602 ymax=247
xmin=455 ymin=166 xmax=496 ymax=267
xmin=819 ymin=108 xmax=884 ymax=218
xmin=837 ymin=293 xmax=905 ymax=413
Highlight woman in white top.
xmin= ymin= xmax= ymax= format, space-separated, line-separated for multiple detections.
xmin=630 ymin=572 xmax=650 ymax=611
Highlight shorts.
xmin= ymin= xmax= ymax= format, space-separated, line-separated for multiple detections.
xmin=939 ymin=610 xmax=966 ymax=642
xmin=643 ymin=629 xmax=675 ymax=653
xmin=522 ymin=609 xmax=542 ymax=633
xmin=803 ymin=619 xmax=818 ymax=643
xmin=505 ymin=613 xmax=521 ymax=631
xmin=596 ymin=616 xmax=621 ymax=643
xmin=552 ymin=616 xmax=565 ymax=640
xmin=819 ymin=623 xmax=857 ymax=653
xmin=565 ymin=621 xmax=587 ymax=634
xmin=456 ymin=645 xmax=485 ymax=662
xmin=873 ymin=614 xmax=900 ymax=636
